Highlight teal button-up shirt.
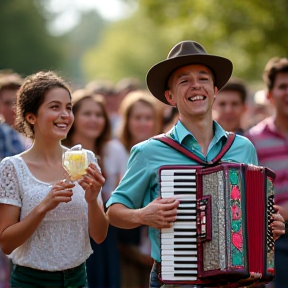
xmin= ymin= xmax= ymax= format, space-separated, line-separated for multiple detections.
xmin=106 ymin=120 xmax=258 ymax=262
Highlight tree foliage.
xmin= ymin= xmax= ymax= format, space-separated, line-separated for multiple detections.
xmin=63 ymin=10 xmax=107 ymax=87
xmin=0 ymin=0 xmax=65 ymax=77
xmin=83 ymin=10 xmax=170 ymax=84
xmin=83 ymin=0 xmax=288 ymax=84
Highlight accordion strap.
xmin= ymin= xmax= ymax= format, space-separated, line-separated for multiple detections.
xmin=153 ymin=132 xmax=236 ymax=166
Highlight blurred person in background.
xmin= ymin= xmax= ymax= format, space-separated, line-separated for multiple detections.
xmin=62 ymin=90 xmax=127 ymax=288
xmin=246 ymin=89 xmax=275 ymax=129
xmin=162 ymin=106 xmax=179 ymax=133
xmin=0 ymin=73 xmax=27 ymax=160
xmin=0 ymin=73 xmax=23 ymax=126
xmin=213 ymin=78 xmax=248 ymax=135
xmin=245 ymin=57 xmax=288 ymax=288
xmin=115 ymin=90 xmax=162 ymax=288
xmin=0 ymin=72 xmax=26 ymax=288
xmin=114 ymin=77 xmax=142 ymax=105
xmin=86 ymin=79 xmax=121 ymax=137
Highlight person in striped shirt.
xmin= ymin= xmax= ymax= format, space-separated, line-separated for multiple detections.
xmin=246 ymin=57 xmax=288 ymax=288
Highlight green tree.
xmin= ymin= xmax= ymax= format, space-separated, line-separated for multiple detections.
xmin=0 ymin=0 xmax=65 ymax=77
xmin=62 ymin=10 xmax=107 ymax=87
xmin=83 ymin=0 xmax=288 ymax=84
xmin=83 ymin=9 xmax=170 ymax=84
xmin=139 ymin=0 xmax=288 ymax=81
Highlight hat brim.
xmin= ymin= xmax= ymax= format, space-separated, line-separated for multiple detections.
xmin=146 ymin=54 xmax=233 ymax=105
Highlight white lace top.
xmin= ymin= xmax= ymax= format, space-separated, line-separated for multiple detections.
xmin=0 ymin=150 xmax=101 ymax=271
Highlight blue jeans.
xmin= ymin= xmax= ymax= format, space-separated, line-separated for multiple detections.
xmin=150 ymin=261 xmax=163 ymax=288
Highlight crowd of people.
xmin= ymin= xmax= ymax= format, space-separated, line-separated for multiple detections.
xmin=0 ymin=40 xmax=287 ymax=288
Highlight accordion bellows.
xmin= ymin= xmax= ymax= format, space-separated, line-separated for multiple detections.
xmin=159 ymin=163 xmax=275 ymax=286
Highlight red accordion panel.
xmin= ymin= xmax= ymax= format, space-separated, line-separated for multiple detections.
xmin=159 ymin=163 xmax=275 ymax=287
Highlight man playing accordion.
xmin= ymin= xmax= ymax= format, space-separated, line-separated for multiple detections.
xmin=106 ymin=40 xmax=285 ymax=288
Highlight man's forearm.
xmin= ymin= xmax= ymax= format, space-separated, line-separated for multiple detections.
xmin=107 ymin=203 xmax=142 ymax=229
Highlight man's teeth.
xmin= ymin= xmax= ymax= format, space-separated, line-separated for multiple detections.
xmin=189 ymin=95 xmax=205 ymax=101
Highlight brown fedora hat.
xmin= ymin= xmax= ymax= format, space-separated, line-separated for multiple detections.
xmin=146 ymin=40 xmax=233 ymax=105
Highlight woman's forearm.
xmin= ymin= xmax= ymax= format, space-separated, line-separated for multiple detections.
xmin=0 ymin=203 xmax=47 ymax=255
xmin=88 ymin=200 xmax=109 ymax=244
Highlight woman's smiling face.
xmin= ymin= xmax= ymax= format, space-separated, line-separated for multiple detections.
xmin=27 ymin=87 xmax=74 ymax=141
xmin=73 ymin=98 xmax=106 ymax=140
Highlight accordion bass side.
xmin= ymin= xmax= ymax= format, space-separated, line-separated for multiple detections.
xmin=159 ymin=163 xmax=275 ymax=286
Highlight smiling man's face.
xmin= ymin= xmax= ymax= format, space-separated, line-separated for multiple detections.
xmin=165 ymin=64 xmax=217 ymax=121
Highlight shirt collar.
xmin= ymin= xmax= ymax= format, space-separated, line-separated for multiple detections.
xmin=169 ymin=120 xmax=228 ymax=144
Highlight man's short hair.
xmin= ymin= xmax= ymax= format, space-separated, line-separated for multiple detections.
xmin=219 ymin=78 xmax=247 ymax=104
xmin=263 ymin=57 xmax=288 ymax=90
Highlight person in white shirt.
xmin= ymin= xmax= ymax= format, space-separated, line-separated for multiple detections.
xmin=0 ymin=71 xmax=108 ymax=288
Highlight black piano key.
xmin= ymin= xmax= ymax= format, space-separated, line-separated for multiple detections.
xmin=173 ymin=254 xmax=196 ymax=258
xmin=173 ymin=179 xmax=196 ymax=183
xmin=175 ymin=267 xmax=197 ymax=271
xmin=174 ymin=261 xmax=197 ymax=264
xmin=174 ymin=248 xmax=197 ymax=251
xmin=174 ymin=228 xmax=197 ymax=232
xmin=174 ymin=235 xmax=196 ymax=239
xmin=173 ymin=184 xmax=196 ymax=188
xmin=174 ymin=273 xmax=198 ymax=277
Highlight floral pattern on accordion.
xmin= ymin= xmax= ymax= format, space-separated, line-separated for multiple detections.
xmin=229 ymin=169 xmax=244 ymax=267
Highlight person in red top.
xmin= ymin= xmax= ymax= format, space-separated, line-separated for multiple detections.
xmin=246 ymin=57 xmax=288 ymax=288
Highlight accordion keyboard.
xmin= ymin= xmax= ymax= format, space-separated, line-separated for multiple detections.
xmin=160 ymin=168 xmax=198 ymax=281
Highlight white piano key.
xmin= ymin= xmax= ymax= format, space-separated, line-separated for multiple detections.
xmin=161 ymin=231 xmax=197 ymax=238
xmin=162 ymin=261 xmax=197 ymax=267
xmin=161 ymin=227 xmax=196 ymax=234
xmin=178 ymin=203 xmax=197 ymax=208
xmin=162 ymin=238 xmax=197 ymax=244
xmin=162 ymin=193 xmax=197 ymax=199
xmin=161 ymin=175 xmax=196 ymax=181
xmin=162 ymin=263 xmax=198 ymax=270
xmin=176 ymin=215 xmax=197 ymax=220
xmin=161 ymin=182 xmax=196 ymax=187
xmin=161 ymin=274 xmax=198 ymax=281
xmin=162 ymin=255 xmax=198 ymax=261
xmin=177 ymin=209 xmax=197 ymax=213
xmin=162 ymin=275 xmax=198 ymax=281
xmin=161 ymin=249 xmax=197 ymax=256
xmin=161 ymin=244 xmax=197 ymax=250
xmin=173 ymin=221 xmax=197 ymax=227
xmin=161 ymin=169 xmax=197 ymax=175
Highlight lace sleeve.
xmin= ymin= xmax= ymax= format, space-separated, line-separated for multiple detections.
xmin=86 ymin=150 xmax=101 ymax=172
xmin=85 ymin=150 xmax=103 ymax=205
xmin=0 ymin=158 xmax=22 ymax=207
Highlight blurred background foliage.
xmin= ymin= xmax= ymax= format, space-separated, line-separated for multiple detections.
xmin=1 ymin=0 xmax=287 ymax=89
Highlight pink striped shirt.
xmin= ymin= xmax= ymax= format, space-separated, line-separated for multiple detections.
xmin=245 ymin=116 xmax=288 ymax=205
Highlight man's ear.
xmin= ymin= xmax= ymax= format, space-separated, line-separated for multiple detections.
xmin=164 ymin=90 xmax=176 ymax=106
xmin=267 ymin=90 xmax=274 ymax=104
xmin=214 ymin=86 xmax=219 ymax=98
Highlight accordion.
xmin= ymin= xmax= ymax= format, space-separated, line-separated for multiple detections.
xmin=159 ymin=163 xmax=275 ymax=286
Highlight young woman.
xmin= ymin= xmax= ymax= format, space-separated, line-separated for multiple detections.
xmin=0 ymin=71 xmax=108 ymax=288
xmin=117 ymin=90 xmax=162 ymax=288
xmin=62 ymin=90 xmax=127 ymax=288
xmin=118 ymin=90 xmax=162 ymax=152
